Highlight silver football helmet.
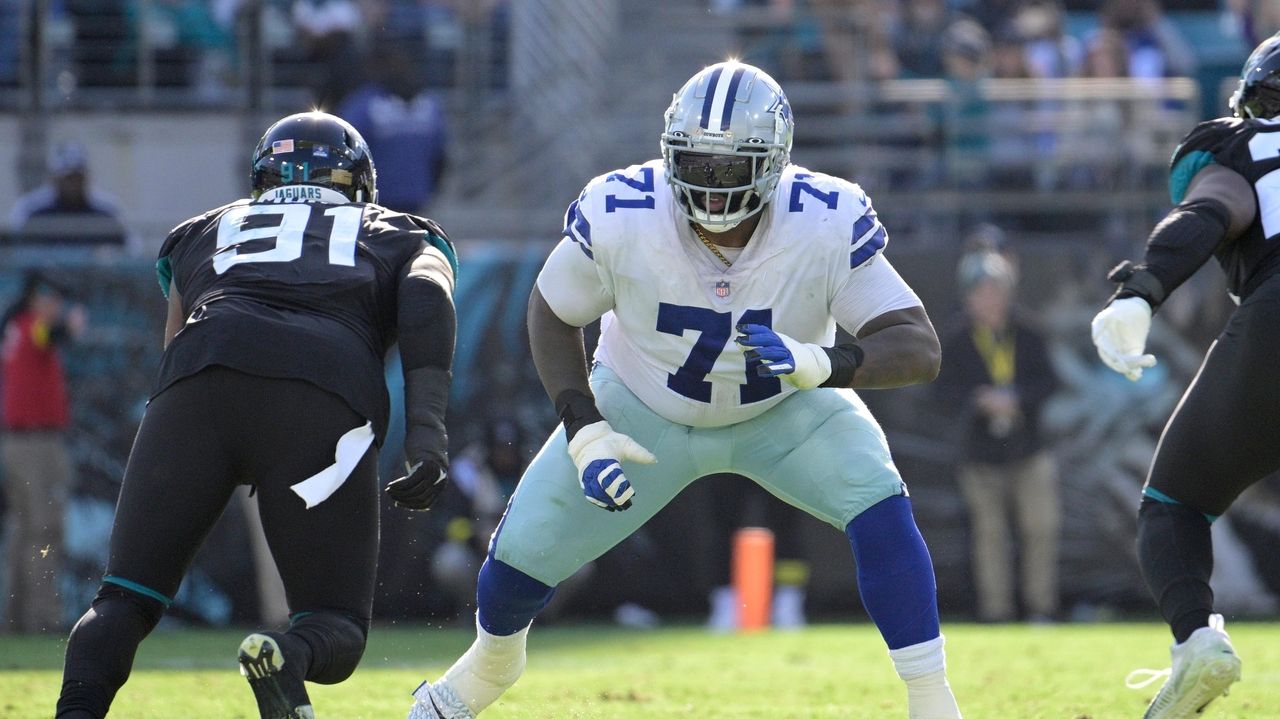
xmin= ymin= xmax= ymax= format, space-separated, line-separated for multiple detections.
xmin=661 ymin=61 xmax=793 ymax=230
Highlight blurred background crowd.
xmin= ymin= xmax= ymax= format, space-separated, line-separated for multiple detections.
xmin=1 ymin=0 xmax=1279 ymax=635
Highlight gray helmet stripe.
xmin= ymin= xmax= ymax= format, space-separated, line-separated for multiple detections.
xmin=717 ymin=67 xmax=747 ymax=131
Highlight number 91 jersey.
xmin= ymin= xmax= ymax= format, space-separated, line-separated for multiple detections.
xmin=155 ymin=187 xmax=451 ymax=438
xmin=1171 ymin=116 xmax=1280 ymax=298
xmin=539 ymin=160 xmax=921 ymax=428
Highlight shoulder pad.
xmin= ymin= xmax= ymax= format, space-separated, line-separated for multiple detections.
xmin=562 ymin=161 xmax=664 ymax=260
xmin=368 ymin=206 xmax=459 ymax=280
xmin=1171 ymin=118 xmax=1244 ymax=169
xmin=776 ymin=167 xmax=884 ymax=267
xmin=158 ymin=199 xmax=246 ymax=261
xmin=1169 ymin=119 xmax=1244 ymax=204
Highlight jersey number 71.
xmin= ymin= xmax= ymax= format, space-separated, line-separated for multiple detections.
xmin=657 ymin=303 xmax=781 ymax=404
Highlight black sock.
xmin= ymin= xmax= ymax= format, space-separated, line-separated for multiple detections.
xmin=1137 ymin=498 xmax=1214 ymax=644
xmin=56 ymin=585 xmax=165 ymax=718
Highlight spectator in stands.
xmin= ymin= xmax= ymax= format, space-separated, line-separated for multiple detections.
xmin=1092 ymin=0 xmax=1197 ymax=80
xmin=1014 ymin=1 xmax=1082 ymax=80
xmin=0 ymin=0 xmax=18 ymax=87
xmin=892 ymin=0 xmax=959 ymax=77
xmin=986 ymin=27 xmax=1043 ymax=192
xmin=933 ymin=246 xmax=1061 ymax=623
xmin=66 ymin=0 xmax=131 ymax=87
xmin=292 ymin=0 xmax=364 ymax=109
xmin=337 ymin=38 xmax=449 ymax=215
xmin=939 ymin=19 xmax=992 ymax=187
xmin=8 ymin=141 xmax=131 ymax=251
xmin=809 ymin=0 xmax=901 ymax=88
xmin=1082 ymin=26 xmax=1130 ymax=79
xmin=1 ymin=271 xmax=87 ymax=634
xmin=120 ymin=0 xmax=235 ymax=95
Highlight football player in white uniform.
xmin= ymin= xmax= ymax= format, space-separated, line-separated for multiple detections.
xmin=406 ymin=61 xmax=962 ymax=719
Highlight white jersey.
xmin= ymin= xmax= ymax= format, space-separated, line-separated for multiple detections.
xmin=537 ymin=160 xmax=921 ymax=427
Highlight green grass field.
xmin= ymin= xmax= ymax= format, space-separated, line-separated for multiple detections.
xmin=2 ymin=621 xmax=1277 ymax=718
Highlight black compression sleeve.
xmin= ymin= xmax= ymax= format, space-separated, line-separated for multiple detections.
xmin=1110 ymin=197 xmax=1231 ymax=310
xmin=398 ymin=251 xmax=455 ymax=463
xmin=398 ymin=253 xmax=455 ymax=374
xmin=555 ymin=389 xmax=604 ymax=441
xmin=819 ymin=341 xmax=865 ymax=388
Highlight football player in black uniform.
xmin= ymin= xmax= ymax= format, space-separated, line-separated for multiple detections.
xmin=54 ymin=111 xmax=458 ymax=719
xmin=1090 ymin=32 xmax=1280 ymax=719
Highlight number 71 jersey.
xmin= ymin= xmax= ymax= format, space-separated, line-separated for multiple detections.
xmin=541 ymin=160 xmax=921 ymax=428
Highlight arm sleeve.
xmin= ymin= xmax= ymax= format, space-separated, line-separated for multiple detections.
xmin=535 ymin=238 xmax=614 ymax=327
xmin=397 ymin=243 xmax=456 ymax=373
xmin=829 ymin=255 xmax=923 ymax=335
xmin=397 ymin=243 xmax=456 ymax=464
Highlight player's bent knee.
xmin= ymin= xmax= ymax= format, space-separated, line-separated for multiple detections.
xmin=288 ymin=612 xmax=369 ymax=684
xmin=476 ymin=556 xmax=557 ymax=635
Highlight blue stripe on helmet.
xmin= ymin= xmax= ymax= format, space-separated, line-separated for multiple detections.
xmin=719 ymin=67 xmax=747 ymax=131
xmin=699 ymin=67 xmax=724 ymax=129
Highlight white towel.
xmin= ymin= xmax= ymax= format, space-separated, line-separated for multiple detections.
xmin=290 ymin=421 xmax=375 ymax=509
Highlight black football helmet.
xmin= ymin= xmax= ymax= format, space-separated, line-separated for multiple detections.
xmin=1230 ymin=32 xmax=1280 ymax=120
xmin=251 ymin=111 xmax=377 ymax=203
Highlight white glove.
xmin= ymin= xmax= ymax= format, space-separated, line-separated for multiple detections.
xmin=565 ymin=420 xmax=656 ymax=511
xmin=1091 ymin=296 xmax=1157 ymax=381
xmin=734 ymin=323 xmax=833 ymax=390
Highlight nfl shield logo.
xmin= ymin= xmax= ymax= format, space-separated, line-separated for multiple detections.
xmin=715 ymin=280 xmax=731 ymax=298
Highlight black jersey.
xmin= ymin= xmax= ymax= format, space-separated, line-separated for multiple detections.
xmin=154 ymin=186 xmax=456 ymax=439
xmin=1170 ymin=117 xmax=1280 ymax=297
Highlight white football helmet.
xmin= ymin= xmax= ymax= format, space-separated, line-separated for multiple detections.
xmin=661 ymin=61 xmax=793 ymax=230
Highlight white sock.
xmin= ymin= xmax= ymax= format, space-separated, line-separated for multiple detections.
xmin=888 ymin=635 xmax=962 ymax=719
xmin=438 ymin=615 xmax=530 ymax=715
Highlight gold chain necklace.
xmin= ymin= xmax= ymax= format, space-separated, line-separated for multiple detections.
xmin=691 ymin=222 xmax=733 ymax=268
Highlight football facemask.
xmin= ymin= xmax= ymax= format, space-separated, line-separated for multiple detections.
xmin=673 ymin=151 xmax=763 ymax=215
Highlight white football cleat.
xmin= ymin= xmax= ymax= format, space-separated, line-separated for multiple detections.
xmin=407 ymin=681 xmax=475 ymax=719
xmin=1126 ymin=614 xmax=1242 ymax=719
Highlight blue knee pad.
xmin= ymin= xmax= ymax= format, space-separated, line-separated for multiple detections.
xmin=846 ymin=495 xmax=940 ymax=650
xmin=476 ymin=555 xmax=556 ymax=636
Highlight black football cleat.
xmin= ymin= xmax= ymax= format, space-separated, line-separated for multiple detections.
xmin=239 ymin=632 xmax=316 ymax=719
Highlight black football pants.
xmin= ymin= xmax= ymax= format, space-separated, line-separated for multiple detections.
xmin=57 ymin=366 xmax=379 ymax=717
xmin=1146 ymin=274 xmax=1280 ymax=514
xmin=1139 ymin=273 xmax=1280 ymax=642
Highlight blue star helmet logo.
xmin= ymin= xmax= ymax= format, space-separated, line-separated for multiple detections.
xmin=767 ymin=94 xmax=793 ymax=123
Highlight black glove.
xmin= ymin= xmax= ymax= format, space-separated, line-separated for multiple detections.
xmin=386 ymin=457 xmax=448 ymax=510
